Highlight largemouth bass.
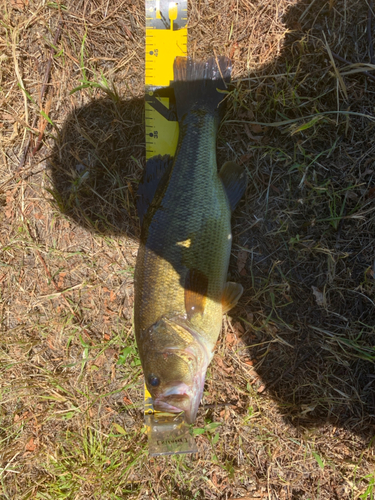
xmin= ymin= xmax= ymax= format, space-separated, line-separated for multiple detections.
xmin=134 ymin=56 xmax=246 ymax=423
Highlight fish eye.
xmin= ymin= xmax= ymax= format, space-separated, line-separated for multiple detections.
xmin=148 ymin=375 xmax=160 ymax=387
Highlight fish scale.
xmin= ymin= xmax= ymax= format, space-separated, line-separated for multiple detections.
xmin=136 ymin=113 xmax=231 ymax=343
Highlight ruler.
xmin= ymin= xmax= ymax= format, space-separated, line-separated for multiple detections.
xmin=145 ymin=0 xmax=187 ymax=160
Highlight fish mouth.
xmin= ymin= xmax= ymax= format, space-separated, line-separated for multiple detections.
xmin=154 ymin=317 xmax=212 ymax=424
xmin=154 ymin=393 xmax=192 ymax=415
xmin=154 ymin=378 xmax=205 ymax=424
xmin=153 ymin=316 xmax=213 ymax=424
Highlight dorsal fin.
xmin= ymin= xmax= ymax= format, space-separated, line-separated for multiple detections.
xmin=136 ymin=155 xmax=173 ymax=226
xmin=219 ymin=161 xmax=246 ymax=212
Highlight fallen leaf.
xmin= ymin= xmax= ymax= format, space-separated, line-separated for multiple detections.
xmin=362 ymin=168 xmax=374 ymax=177
xmin=229 ymin=42 xmax=239 ymax=59
xmin=226 ymin=331 xmax=239 ymax=349
xmin=93 ymin=354 xmax=106 ymax=367
xmin=233 ymin=321 xmax=244 ymax=335
xmin=25 ymin=437 xmax=36 ymax=452
xmin=105 ymin=348 xmax=116 ymax=359
xmin=250 ymin=123 xmax=263 ymax=134
xmin=312 ymin=285 xmax=326 ymax=307
xmin=1 ymin=113 xmax=14 ymax=122
xmin=346 ymin=190 xmax=358 ymax=201
xmin=290 ymin=21 xmax=302 ymax=30
xmin=239 ymin=152 xmax=254 ymax=164
xmin=57 ymin=272 xmax=66 ymax=288
xmin=47 ymin=337 xmax=56 ymax=350
xmin=237 ymin=246 xmax=249 ymax=274
xmin=5 ymin=189 xmax=16 ymax=219
xmin=244 ymin=124 xmax=263 ymax=142
xmin=11 ymin=0 xmax=28 ymax=10
xmin=264 ymin=323 xmax=278 ymax=336
xmin=214 ymin=354 xmax=233 ymax=373
xmin=212 ymin=472 xmax=218 ymax=487
xmin=229 ymin=42 xmax=241 ymax=60
xmin=244 ymin=358 xmax=255 ymax=366
xmin=246 ymin=311 xmax=254 ymax=324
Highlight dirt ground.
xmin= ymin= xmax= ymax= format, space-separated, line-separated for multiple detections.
xmin=1 ymin=0 xmax=375 ymax=498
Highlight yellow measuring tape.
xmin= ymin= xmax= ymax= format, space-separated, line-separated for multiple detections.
xmin=145 ymin=0 xmax=187 ymax=160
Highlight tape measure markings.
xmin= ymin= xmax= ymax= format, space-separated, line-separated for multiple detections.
xmin=145 ymin=0 xmax=187 ymax=160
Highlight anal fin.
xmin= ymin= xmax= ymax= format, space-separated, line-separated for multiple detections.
xmin=222 ymin=282 xmax=243 ymax=314
xmin=219 ymin=161 xmax=246 ymax=212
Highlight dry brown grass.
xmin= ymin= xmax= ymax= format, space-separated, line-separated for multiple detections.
xmin=1 ymin=0 xmax=375 ymax=498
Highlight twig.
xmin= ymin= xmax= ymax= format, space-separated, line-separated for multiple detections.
xmin=369 ymin=1 xmax=375 ymax=64
xmin=201 ymin=403 xmax=234 ymax=409
xmin=17 ymin=18 xmax=63 ymax=171
xmin=31 ymin=94 xmax=53 ymax=156
xmin=331 ymin=50 xmax=375 ymax=83
xmin=39 ymin=20 xmax=63 ymax=107
xmin=12 ymin=29 xmax=29 ymax=159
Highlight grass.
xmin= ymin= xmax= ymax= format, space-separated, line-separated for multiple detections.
xmin=1 ymin=0 xmax=375 ymax=498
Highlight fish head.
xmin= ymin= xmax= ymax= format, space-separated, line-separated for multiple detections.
xmin=141 ymin=316 xmax=211 ymax=424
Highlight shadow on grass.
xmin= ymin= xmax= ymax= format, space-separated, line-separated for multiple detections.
xmin=233 ymin=0 xmax=375 ymax=442
xmin=48 ymin=0 xmax=375 ymax=441
xmin=49 ymin=96 xmax=144 ymax=238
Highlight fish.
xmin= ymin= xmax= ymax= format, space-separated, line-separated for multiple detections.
xmin=134 ymin=56 xmax=246 ymax=424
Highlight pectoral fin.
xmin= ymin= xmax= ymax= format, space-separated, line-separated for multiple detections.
xmin=137 ymin=155 xmax=173 ymax=225
xmin=219 ymin=161 xmax=246 ymax=212
xmin=185 ymin=269 xmax=209 ymax=320
xmin=222 ymin=282 xmax=243 ymax=313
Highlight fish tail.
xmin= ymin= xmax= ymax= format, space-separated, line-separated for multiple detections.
xmin=173 ymin=56 xmax=232 ymax=121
